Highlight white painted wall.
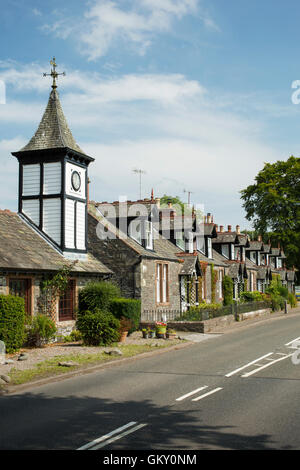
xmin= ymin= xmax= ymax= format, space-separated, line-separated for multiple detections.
xmin=65 ymin=162 xmax=86 ymax=199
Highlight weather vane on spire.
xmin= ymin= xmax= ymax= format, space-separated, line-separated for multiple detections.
xmin=43 ymin=57 xmax=66 ymax=89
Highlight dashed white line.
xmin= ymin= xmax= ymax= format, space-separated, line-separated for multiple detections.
xmin=241 ymin=354 xmax=293 ymax=378
xmin=285 ymin=337 xmax=300 ymax=346
xmin=176 ymin=386 xmax=208 ymax=402
xmin=225 ymin=353 xmax=273 ymax=377
xmin=77 ymin=421 xmax=138 ymax=450
xmin=90 ymin=423 xmax=147 ymax=450
xmin=192 ymin=387 xmax=223 ymax=402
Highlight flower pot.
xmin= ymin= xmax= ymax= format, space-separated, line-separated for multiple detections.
xmin=119 ymin=331 xmax=128 ymax=343
xmin=148 ymin=331 xmax=155 ymax=338
xmin=142 ymin=330 xmax=148 ymax=339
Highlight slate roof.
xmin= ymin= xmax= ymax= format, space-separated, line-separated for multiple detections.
xmin=212 ymin=232 xmax=239 ymax=244
xmin=227 ymin=262 xmax=247 ymax=279
xmin=88 ymin=203 xmax=180 ymax=262
xmin=257 ymin=266 xmax=272 ymax=280
xmin=245 ymin=258 xmax=258 ymax=271
xmin=0 ymin=210 xmax=112 ymax=275
xmin=179 ymin=255 xmax=202 ymax=276
xmin=246 ymin=240 xmax=264 ymax=251
xmin=17 ymin=89 xmax=90 ymax=157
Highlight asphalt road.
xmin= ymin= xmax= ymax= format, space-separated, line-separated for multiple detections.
xmin=1 ymin=312 xmax=300 ymax=451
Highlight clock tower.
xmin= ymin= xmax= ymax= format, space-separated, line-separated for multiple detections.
xmin=12 ymin=58 xmax=94 ymax=259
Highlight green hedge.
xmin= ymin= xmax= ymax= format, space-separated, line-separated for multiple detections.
xmin=109 ymin=298 xmax=141 ymax=334
xmin=76 ymin=309 xmax=120 ymax=346
xmin=0 ymin=294 xmax=26 ymax=353
xmin=240 ymin=291 xmax=264 ymax=302
xmin=223 ymin=275 xmax=234 ymax=306
xmin=78 ymin=281 xmax=121 ymax=313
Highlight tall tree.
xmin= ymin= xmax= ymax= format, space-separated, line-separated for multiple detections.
xmin=241 ymin=156 xmax=300 ymax=274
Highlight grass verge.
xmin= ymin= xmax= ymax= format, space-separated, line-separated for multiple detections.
xmin=7 ymin=341 xmax=184 ymax=386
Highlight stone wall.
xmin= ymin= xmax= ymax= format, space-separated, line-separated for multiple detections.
xmin=140 ymin=259 xmax=182 ymax=321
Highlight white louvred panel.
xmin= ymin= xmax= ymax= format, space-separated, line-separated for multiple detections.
xmin=22 ymin=164 xmax=40 ymax=196
xmin=23 ymin=199 xmax=40 ymax=226
xmin=43 ymin=162 xmax=61 ymax=195
xmin=43 ymin=198 xmax=61 ymax=245
xmin=76 ymin=201 xmax=86 ymax=250
xmin=65 ymin=199 xmax=75 ymax=249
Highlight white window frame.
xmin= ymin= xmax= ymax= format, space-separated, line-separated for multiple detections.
xmin=145 ymin=220 xmax=153 ymax=250
xmin=207 ymin=237 xmax=212 ymax=259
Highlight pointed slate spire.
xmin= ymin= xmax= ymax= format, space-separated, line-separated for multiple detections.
xmin=17 ymin=57 xmax=90 ymax=159
xmin=19 ymin=88 xmax=85 ymax=154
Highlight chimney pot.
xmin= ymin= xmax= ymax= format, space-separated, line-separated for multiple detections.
xmin=236 ymin=225 xmax=240 ymax=234
xmin=220 ymin=225 xmax=224 ymax=233
xmin=207 ymin=213 xmax=212 ymax=224
xmin=228 ymin=225 xmax=232 ymax=232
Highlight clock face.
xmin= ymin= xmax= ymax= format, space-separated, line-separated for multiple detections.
xmin=71 ymin=171 xmax=81 ymax=192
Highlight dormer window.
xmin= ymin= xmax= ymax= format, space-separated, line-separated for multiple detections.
xmin=221 ymin=244 xmax=229 ymax=259
xmin=129 ymin=219 xmax=142 ymax=245
xmin=145 ymin=221 xmax=153 ymax=250
xmin=234 ymin=247 xmax=241 ymax=261
xmin=186 ymin=233 xmax=194 ymax=253
xmin=176 ymin=231 xmax=185 ymax=251
xmin=277 ymin=258 xmax=282 ymax=268
xmin=196 ymin=235 xmax=205 ymax=254
xmin=250 ymin=251 xmax=256 ymax=263
xmin=207 ymin=237 xmax=212 ymax=259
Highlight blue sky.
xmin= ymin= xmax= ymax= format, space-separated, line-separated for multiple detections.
xmin=1 ymin=0 xmax=300 ymax=229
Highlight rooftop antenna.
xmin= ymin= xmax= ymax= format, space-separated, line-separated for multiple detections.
xmin=183 ymin=189 xmax=193 ymax=206
xmin=133 ymin=168 xmax=146 ymax=200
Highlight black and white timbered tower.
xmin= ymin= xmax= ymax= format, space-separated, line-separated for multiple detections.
xmin=12 ymin=58 xmax=94 ymax=260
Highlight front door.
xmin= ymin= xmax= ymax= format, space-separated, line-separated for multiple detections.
xmin=9 ymin=278 xmax=31 ymax=314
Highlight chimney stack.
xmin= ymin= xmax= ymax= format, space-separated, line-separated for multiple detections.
xmin=236 ymin=225 xmax=240 ymax=234
xmin=258 ymin=235 xmax=262 ymax=242
xmin=207 ymin=213 xmax=212 ymax=223
xmin=220 ymin=225 xmax=224 ymax=233
xmin=227 ymin=225 xmax=232 ymax=232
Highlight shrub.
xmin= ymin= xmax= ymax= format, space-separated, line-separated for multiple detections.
xmin=78 ymin=281 xmax=121 ymax=314
xmin=288 ymin=292 xmax=297 ymax=308
xmin=109 ymin=298 xmax=141 ymax=334
xmin=63 ymin=330 xmax=82 ymax=343
xmin=76 ymin=309 xmax=120 ymax=346
xmin=240 ymin=291 xmax=264 ymax=302
xmin=0 ymin=294 xmax=26 ymax=353
xmin=178 ymin=303 xmax=222 ymax=321
xmin=222 ymin=276 xmax=234 ymax=306
xmin=26 ymin=314 xmax=57 ymax=347
xmin=266 ymin=277 xmax=289 ymax=312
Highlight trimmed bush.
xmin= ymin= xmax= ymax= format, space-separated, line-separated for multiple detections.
xmin=0 ymin=294 xmax=26 ymax=353
xmin=78 ymin=281 xmax=121 ymax=314
xmin=223 ymin=275 xmax=234 ymax=306
xmin=76 ymin=309 xmax=120 ymax=346
xmin=109 ymin=298 xmax=141 ymax=334
xmin=26 ymin=314 xmax=57 ymax=347
xmin=240 ymin=291 xmax=264 ymax=302
xmin=288 ymin=292 xmax=297 ymax=308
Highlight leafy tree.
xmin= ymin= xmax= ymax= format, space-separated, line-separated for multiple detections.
xmin=240 ymin=156 xmax=300 ymax=275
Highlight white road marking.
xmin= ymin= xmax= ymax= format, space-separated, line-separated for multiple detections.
xmin=285 ymin=337 xmax=300 ymax=346
xmin=241 ymin=354 xmax=293 ymax=378
xmin=90 ymin=423 xmax=147 ymax=450
xmin=77 ymin=421 xmax=137 ymax=450
xmin=176 ymin=386 xmax=208 ymax=402
xmin=192 ymin=387 xmax=223 ymax=402
xmin=225 ymin=353 xmax=273 ymax=377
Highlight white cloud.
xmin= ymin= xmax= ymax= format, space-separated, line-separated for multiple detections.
xmin=0 ymin=61 xmax=285 ymax=227
xmin=41 ymin=0 xmax=216 ymax=61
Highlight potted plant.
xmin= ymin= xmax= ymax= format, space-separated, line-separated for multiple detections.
xmin=148 ymin=329 xmax=156 ymax=338
xmin=119 ymin=317 xmax=133 ymax=343
xmin=142 ymin=327 xmax=150 ymax=339
xmin=166 ymin=328 xmax=176 ymax=339
xmin=155 ymin=322 xmax=167 ymax=338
